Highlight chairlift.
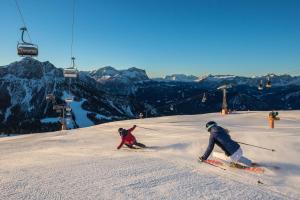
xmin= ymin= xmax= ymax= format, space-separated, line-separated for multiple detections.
xmin=170 ymin=105 xmax=174 ymax=111
xmin=202 ymin=93 xmax=207 ymax=103
xmin=65 ymin=97 xmax=74 ymax=103
xmin=64 ymin=68 xmax=77 ymax=78
xmin=265 ymin=77 xmax=272 ymax=88
xmin=258 ymin=80 xmax=263 ymax=90
xmin=46 ymin=94 xmax=55 ymax=101
xmin=64 ymin=57 xmax=77 ymax=78
xmin=66 ymin=111 xmax=72 ymax=117
xmin=17 ymin=27 xmax=38 ymax=57
xmin=66 ymin=107 xmax=72 ymax=112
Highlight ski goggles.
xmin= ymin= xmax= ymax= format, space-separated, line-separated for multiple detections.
xmin=206 ymin=124 xmax=215 ymax=131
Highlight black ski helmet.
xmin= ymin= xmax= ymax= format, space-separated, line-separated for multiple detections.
xmin=118 ymin=128 xmax=123 ymax=135
xmin=118 ymin=128 xmax=128 ymax=136
xmin=206 ymin=121 xmax=217 ymax=131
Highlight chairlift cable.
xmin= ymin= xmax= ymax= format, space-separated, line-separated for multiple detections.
xmin=40 ymin=61 xmax=54 ymax=114
xmin=64 ymin=0 xmax=77 ymax=104
xmin=68 ymin=69 xmax=72 ymax=96
xmin=70 ymin=0 xmax=76 ymax=60
xmin=14 ymin=0 xmax=32 ymax=43
xmin=69 ymin=0 xmax=76 ymax=98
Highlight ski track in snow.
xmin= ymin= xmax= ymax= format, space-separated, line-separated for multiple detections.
xmin=0 ymin=111 xmax=300 ymax=200
xmin=69 ymin=100 xmax=94 ymax=128
xmin=62 ymin=91 xmax=94 ymax=128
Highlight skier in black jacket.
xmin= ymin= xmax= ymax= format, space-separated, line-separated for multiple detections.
xmin=199 ymin=121 xmax=252 ymax=166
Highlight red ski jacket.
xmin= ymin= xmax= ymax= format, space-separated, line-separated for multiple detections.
xmin=117 ymin=126 xmax=137 ymax=149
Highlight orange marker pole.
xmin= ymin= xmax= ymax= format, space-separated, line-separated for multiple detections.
xmin=221 ymin=109 xmax=229 ymax=115
xmin=269 ymin=116 xmax=274 ymax=129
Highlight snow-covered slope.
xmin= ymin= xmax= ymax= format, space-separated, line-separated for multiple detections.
xmin=0 ymin=111 xmax=299 ymax=200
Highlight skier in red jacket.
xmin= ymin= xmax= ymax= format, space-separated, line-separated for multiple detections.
xmin=117 ymin=125 xmax=146 ymax=149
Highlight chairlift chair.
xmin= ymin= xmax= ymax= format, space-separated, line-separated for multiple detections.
xmin=66 ymin=107 xmax=72 ymax=112
xmin=202 ymin=93 xmax=207 ymax=103
xmin=64 ymin=68 xmax=78 ymax=78
xmin=17 ymin=27 xmax=38 ymax=57
xmin=265 ymin=77 xmax=272 ymax=88
xmin=46 ymin=94 xmax=55 ymax=101
xmin=170 ymin=105 xmax=174 ymax=111
xmin=66 ymin=111 xmax=72 ymax=117
xmin=64 ymin=57 xmax=78 ymax=78
xmin=258 ymin=80 xmax=263 ymax=90
xmin=65 ymin=97 xmax=74 ymax=103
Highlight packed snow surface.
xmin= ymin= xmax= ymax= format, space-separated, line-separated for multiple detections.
xmin=1 ymin=111 xmax=300 ymax=200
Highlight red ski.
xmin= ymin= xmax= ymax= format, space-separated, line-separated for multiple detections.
xmin=205 ymin=159 xmax=265 ymax=173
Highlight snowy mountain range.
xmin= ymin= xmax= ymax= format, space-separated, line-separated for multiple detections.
xmin=154 ymin=74 xmax=198 ymax=82
xmin=1 ymin=58 xmax=300 ymax=134
xmin=88 ymin=66 xmax=149 ymax=95
xmin=156 ymin=73 xmax=300 ymax=87
xmin=89 ymin=66 xmax=148 ymax=82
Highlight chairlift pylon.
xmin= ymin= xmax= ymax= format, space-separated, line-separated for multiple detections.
xmin=17 ymin=27 xmax=38 ymax=57
xmin=217 ymin=84 xmax=231 ymax=115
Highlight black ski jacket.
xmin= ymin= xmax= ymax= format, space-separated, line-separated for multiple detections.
xmin=202 ymin=125 xmax=240 ymax=160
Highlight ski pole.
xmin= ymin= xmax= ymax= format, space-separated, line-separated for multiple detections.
xmin=237 ymin=141 xmax=275 ymax=152
xmin=202 ymin=160 xmax=226 ymax=171
xmin=137 ymin=126 xmax=159 ymax=131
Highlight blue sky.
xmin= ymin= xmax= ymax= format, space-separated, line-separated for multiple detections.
xmin=0 ymin=0 xmax=300 ymax=77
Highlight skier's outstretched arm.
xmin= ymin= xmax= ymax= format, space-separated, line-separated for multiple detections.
xmin=128 ymin=125 xmax=137 ymax=132
xmin=117 ymin=139 xmax=125 ymax=149
xmin=201 ymin=135 xmax=215 ymax=160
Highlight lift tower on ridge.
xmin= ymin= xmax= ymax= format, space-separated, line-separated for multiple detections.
xmin=217 ymin=84 xmax=232 ymax=115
